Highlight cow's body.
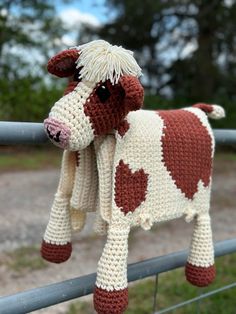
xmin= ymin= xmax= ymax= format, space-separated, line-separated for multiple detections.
xmin=41 ymin=40 xmax=225 ymax=314
xmin=57 ymin=107 xmax=213 ymax=231
xmin=111 ymin=108 xmax=213 ymax=226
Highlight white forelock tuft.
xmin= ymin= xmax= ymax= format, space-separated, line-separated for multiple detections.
xmin=74 ymin=40 xmax=142 ymax=85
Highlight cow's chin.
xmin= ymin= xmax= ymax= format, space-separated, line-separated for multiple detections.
xmin=67 ymin=137 xmax=94 ymax=151
xmin=49 ymin=138 xmax=69 ymax=150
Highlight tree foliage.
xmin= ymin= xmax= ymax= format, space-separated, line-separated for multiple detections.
xmin=0 ymin=0 xmax=235 ymax=128
xmin=95 ymin=0 xmax=236 ymax=104
xmin=0 ymin=0 xmax=66 ymax=121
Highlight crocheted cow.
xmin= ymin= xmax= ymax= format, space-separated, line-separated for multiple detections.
xmin=41 ymin=40 xmax=225 ymax=314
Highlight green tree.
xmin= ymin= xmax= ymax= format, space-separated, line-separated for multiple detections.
xmin=95 ymin=0 xmax=236 ymax=103
xmin=0 ymin=0 xmax=67 ymax=121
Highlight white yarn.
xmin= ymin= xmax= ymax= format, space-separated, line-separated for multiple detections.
xmin=74 ymin=40 xmax=142 ymax=84
xmin=208 ymin=104 xmax=225 ymax=120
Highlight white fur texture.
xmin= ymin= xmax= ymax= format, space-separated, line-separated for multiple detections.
xmin=208 ymin=104 xmax=226 ymax=120
xmin=75 ymin=40 xmax=142 ymax=84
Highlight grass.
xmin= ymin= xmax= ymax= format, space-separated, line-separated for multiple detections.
xmin=5 ymin=245 xmax=48 ymax=273
xmin=66 ymin=253 xmax=236 ymax=314
xmin=0 ymin=148 xmax=235 ymax=174
xmin=0 ymin=147 xmax=61 ymax=172
xmin=215 ymin=150 xmax=236 ymax=161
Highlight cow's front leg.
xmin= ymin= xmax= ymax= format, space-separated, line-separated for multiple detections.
xmin=41 ymin=195 xmax=72 ymax=263
xmin=41 ymin=150 xmax=76 ymax=263
xmin=94 ymin=223 xmax=130 ymax=314
xmin=185 ymin=213 xmax=215 ymax=286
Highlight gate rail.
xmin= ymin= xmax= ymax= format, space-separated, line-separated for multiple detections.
xmin=0 ymin=239 xmax=235 ymax=314
xmin=0 ymin=122 xmax=236 ymax=145
xmin=0 ymin=123 xmax=235 ymax=313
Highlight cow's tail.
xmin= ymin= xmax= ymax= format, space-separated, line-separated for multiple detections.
xmin=192 ymin=103 xmax=225 ymax=120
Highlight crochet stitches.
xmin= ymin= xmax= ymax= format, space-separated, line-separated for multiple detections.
xmin=41 ymin=40 xmax=225 ymax=314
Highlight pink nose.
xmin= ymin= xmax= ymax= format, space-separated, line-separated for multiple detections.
xmin=44 ymin=118 xmax=71 ymax=149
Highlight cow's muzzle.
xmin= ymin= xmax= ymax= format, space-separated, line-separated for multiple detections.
xmin=44 ymin=118 xmax=70 ymax=149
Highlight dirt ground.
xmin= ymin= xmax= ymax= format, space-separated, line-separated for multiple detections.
xmin=0 ymin=156 xmax=235 ymax=314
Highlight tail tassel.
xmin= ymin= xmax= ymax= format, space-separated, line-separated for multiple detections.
xmin=193 ymin=103 xmax=225 ymax=120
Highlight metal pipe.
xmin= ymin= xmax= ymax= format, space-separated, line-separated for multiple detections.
xmin=0 ymin=122 xmax=235 ymax=145
xmin=0 ymin=238 xmax=235 ymax=314
xmin=213 ymin=129 xmax=236 ymax=145
xmin=0 ymin=122 xmax=48 ymax=145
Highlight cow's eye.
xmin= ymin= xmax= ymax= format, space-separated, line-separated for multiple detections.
xmin=96 ymin=84 xmax=111 ymax=103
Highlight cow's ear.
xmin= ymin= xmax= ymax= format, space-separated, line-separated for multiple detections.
xmin=47 ymin=49 xmax=79 ymax=78
xmin=119 ymin=75 xmax=144 ymax=112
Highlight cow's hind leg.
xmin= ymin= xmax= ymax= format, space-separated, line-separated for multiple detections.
xmin=185 ymin=212 xmax=215 ymax=287
xmin=94 ymin=223 xmax=130 ymax=314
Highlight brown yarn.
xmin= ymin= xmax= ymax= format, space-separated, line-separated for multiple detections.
xmin=94 ymin=286 xmax=128 ymax=314
xmin=157 ymin=110 xmax=212 ymax=199
xmin=115 ymin=160 xmax=148 ymax=215
xmin=84 ymin=76 xmax=143 ymax=136
xmin=185 ymin=262 xmax=216 ymax=287
xmin=47 ymin=49 xmax=79 ymax=78
xmin=41 ymin=240 xmax=72 ymax=263
xmin=116 ymin=119 xmax=130 ymax=137
xmin=192 ymin=103 xmax=214 ymax=113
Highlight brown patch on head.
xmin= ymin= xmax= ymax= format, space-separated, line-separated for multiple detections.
xmin=119 ymin=75 xmax=144 ymax=111
xmin=47 ymin=49 xmax=79 ymax=78
xmin=84 ymin=81 xmax=126 ymax=135
xmin=157 ymin=109 xmax=212 ymax=199
xmin=84 ymin=76 xmax=143 ymax=136
xmin=115 ymin=160 xmax=148 ymax=215
xmin=63 ymin=67 xmax=84 ymax=95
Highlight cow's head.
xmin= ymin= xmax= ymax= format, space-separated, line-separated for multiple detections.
xmin=44 ymin=40 xmax=144 ymax=151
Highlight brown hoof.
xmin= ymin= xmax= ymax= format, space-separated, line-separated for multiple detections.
xmin=94 ymin=286 xmax=128 ymax=314
xmin=185 ymin=262 xmax=216 ymax=287
xmin=41 ymin=240 xmax=72 ymax=263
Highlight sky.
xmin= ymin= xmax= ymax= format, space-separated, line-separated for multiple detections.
xmin=55 ymin=0 xmax=112 ymax=46
xmin=57 ymin=0 xmax=109 ymax=25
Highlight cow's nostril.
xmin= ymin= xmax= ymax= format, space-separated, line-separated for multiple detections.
xmin=47 ymin=127 xmax=54 ymax=139
xmin=54 ymin=131 xmax=61 ymax=142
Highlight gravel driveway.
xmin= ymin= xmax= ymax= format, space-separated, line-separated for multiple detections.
xmin=0 ymin=156 xmax=235 ymax=313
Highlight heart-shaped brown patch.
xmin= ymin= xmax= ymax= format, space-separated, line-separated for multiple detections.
xmin=115 ymin=160 xmax=148 ymax=215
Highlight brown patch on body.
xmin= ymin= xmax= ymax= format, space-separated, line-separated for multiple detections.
xmin=192 ymin=103 xmax=213 ymax=113
xmin=116 ymin=119 xmax=130 ymax=137
xmin=94 ymin=286 xmax=128 ymax=314
xmin=185 ymin=262 xmax=216 ymax=287
xmin=115 ymin=160 xmax=148 ymax=215
xmin=157 ymin=109 xmax=212 ymax=199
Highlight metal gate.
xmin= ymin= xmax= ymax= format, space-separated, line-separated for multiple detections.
xmin=0 ymin=122 xmax=235 ymax=314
